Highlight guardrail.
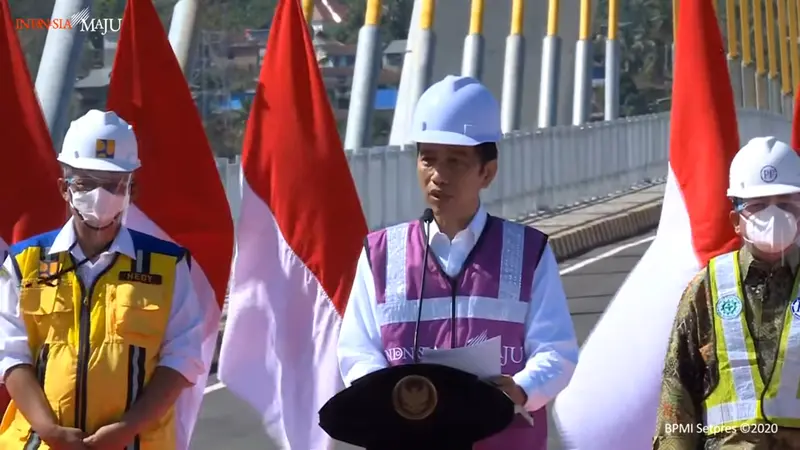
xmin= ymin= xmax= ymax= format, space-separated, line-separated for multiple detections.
xmin=216 ymin=109 xmax=791 ymax=230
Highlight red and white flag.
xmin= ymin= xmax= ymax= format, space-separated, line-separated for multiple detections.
xmin=553 ymin=1 xmax=741 ymax=448
xmin=107 ymin=1 xmax=234 ymax=448
xmin=0 ymin=0 xmax=67 ymax=412
xmin=216 ymin=0 xmax=368 ymax=448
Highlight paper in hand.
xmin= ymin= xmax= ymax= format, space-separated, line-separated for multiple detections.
xmin=419 ymin=336 xmax=502 ymax=378
xmin=419 ymin=336 xmax=534 ymax=427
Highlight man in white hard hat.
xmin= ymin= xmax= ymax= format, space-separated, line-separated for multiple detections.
xmin=654 ymin=136 xmax=800 ymax=449
xmin=338 ymin=75 xmax=579 ymax=449
xmin=0 ymin=110 xmax=204 ymax=449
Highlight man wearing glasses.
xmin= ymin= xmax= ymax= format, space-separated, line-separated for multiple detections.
xmin=0 ymin=110 xmax=204 ymax=450
xmin=654 ymin=137 xmax=800 ymax=449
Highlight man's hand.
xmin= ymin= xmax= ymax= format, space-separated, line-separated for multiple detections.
xmin=82 ymin=422 xmax=135 ymax=449
xmin=489 ymin=375 xmax=527 ymax=406
xmin=38 ymin=424 xmax=89 ymax=450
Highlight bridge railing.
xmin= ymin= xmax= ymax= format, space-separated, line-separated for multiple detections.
xmin=216 ymin=109 xmax=791 ymax=230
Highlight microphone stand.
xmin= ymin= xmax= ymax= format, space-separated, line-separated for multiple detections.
xmin=412 ymin=208 xmax=434 ymax=363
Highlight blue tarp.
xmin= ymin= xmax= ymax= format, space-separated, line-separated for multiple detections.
xmin=374 ymin=88 xmax=398 ymax=110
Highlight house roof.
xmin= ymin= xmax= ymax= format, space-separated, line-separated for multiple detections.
xmin=74 ymin=67 xmax=113 ymax=89
xmin=384 ymin=39 xmax=407 ymax=55
xmin=317 ymin=41 xmax=357 ymax=56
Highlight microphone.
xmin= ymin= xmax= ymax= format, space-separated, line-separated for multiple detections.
xmin=412 ymin=208 xmax=435 ymax=363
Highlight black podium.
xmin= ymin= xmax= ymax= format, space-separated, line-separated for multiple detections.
xmin=319 ymin=363 xmax=515 ymax=450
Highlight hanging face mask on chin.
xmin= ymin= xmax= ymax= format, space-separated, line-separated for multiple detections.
xmin=743 ymin=204 xmax=800 ymax=254
xmin=70 ymin=187 xmax=129 ymax=229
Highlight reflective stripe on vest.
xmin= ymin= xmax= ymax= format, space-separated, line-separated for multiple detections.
xmin=378 ymin=220 xmax=528 ymax=327
xmin=705 ymin=250 xmax=800 ymax=430
xmin=0 ymin=230 xmax=183 ymax=450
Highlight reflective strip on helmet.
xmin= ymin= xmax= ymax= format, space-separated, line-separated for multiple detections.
xmin=706 ymin=252 xmax=760 ymax=427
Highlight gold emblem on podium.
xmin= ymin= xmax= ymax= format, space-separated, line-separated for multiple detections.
xmin=392 ymin=375 xmax=438 ymax=420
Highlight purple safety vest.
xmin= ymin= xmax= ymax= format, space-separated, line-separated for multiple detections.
xmin=366 ymin=215 xmax=549 ymax=450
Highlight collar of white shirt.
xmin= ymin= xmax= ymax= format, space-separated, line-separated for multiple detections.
xmin=427 ymin=204 xmax=488 ymax=248
xmin=48 ymin=217 xmax=137 ymax=261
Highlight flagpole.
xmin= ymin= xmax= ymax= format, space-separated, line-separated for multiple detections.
xmin=168 ymin=0 xmax=199 ymax=74
xmin=752 ymin=0 xmax=768 ymax=110
xmin=724 ymin=0 xmax=743 ymax=107
xmin=766 ymin=0 xmax=781 ymax=113
xmin=407 ymin=0 xmax=436 ymax=133
xmin=739 ymin=0 xmax=756 ymax=107
xmin=604 ymin=0 xmax=620 ymax=120
xmin=572 ymin=0 xmax=592 ymax=126
xmin=777 ymin=0 xmax=793 ymax=115
xmin=302 ymin=0 xmax=314 ymax=22
xmin=34 ymin=0 xmax=92 ymax=152
xmin=343 ymin=0 xmax=382 ymax=150
xmin=787 ymin=0 xmax=800 ymax=101
xmin=537 ymin=0 xmax=560 ymax=128
xmin=501 ymin=0 xmax=526 ymax=132
xmin=461 ymin=0 xmax=485 ymax=80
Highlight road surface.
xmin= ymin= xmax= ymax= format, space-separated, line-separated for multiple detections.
xmin=190 ymin=231 xmax=657 ymax=450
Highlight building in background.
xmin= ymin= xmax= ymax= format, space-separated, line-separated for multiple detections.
xmin=72 ymin=0 xmax=407 ymax=155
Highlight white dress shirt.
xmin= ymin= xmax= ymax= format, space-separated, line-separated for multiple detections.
xmin=338 ymin=206 xmax=580 ymax=412
xmin=0 ymin=218 xmax=206 ymax=385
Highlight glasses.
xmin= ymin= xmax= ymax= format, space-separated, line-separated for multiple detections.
xmin=66 ymin=175 xmax=130 ymax=194
xmin=738 ymin=195 xmax=800 ymax=215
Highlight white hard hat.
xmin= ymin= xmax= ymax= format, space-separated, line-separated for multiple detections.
xmin=57 ymin=110 xmax=141 ymax=173
xmin=411 ymin=75 xmax=502 ymax=146
xmin=727 ymin=136 xmax=800 ymax=199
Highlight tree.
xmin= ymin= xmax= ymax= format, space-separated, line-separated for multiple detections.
xmin=595 ymin=0 xmax=673 ymax=116
xmin=330 ymin=0 xmax=413 ymax=45
xmin=197 ymin=0 xmax=278 ymax=32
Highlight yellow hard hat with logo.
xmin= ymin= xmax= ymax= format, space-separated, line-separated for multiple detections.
xmin=57 ymin=109 xmax=141 ymax=173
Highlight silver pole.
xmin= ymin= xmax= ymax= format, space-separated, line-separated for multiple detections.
xmin=741 ymin=63 xmax=757 ymax=108
xmin=168 ymin=0 xmax=199 ymax=74
xmin=537 ymin=35 xmax=560 ymax=128
xmin=35 ymin=0 xmax=93 ymax=151
xmin=604 ymin=38 xmax=619 ymax=120
xmin=571 ymin=39 xmax=591 ymax=126
xmin=728 ymin=58 xmax=744 ymax=106
xmin=501 ymin=34 xmax=525 ymax=133
xmin=755 ymin=72 xmax=768 ymax=110
xmin=461 ymin=34 xmax=484 ymax=80
xmin=408 ymin=29 xmax=436 ymax=123
xmin=388 ymin=0 xmax=422 ymax=146
xmin=768 ymin=77 xmax=783 ymax=114
xmin=783 ymin=94 xmax=794 ymax=119
xmin=344 ymin=24 xmax=381 ymax=150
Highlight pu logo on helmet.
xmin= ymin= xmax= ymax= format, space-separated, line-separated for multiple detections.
xmin=761 ymin=165 xmax=778 ymax=183
xmin=95 ymin=139 xmax=116 ymax=159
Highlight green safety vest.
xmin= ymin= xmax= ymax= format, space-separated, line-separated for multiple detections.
xmin=705 ymin=250 xmax=800 ymax=431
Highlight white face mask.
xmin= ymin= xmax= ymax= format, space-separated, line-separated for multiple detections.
xmin=743 ymin=204 xmax=799 ymax=253
xmin=70 ymin=188 xmax=128 ymax=229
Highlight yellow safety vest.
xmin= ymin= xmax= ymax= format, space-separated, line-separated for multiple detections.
xmin=0 ymin=228 xmax=185 ymax=450
xmin=704 ymin=250 xmax=800 ymax=432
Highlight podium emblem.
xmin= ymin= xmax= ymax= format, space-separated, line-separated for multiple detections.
xmin=392 ymin=375 xmax=438 ymax=420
